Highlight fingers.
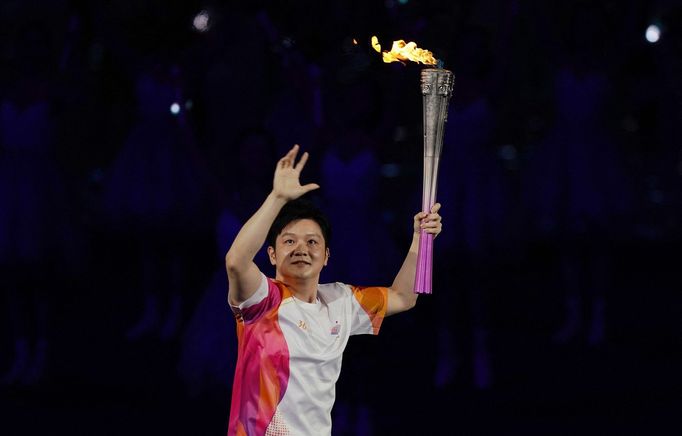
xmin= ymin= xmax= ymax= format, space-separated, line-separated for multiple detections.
xmin=278 ymin=144 xmax=300 ymax=168
xmin=421 ymin=221 xmax=442 ymax=231
xmin=294 ymin=151 xmax=309 ymax=172
xmin=426 ymin=203 xmax=442 ymax=224
xmin=420 ymin=217 xmax=442 ymax=238
xmin=420 ymin=216 xmax=441 ymax=228
xmin=415 ymin=205 xmax=442 ymax=223
xmin=278 ymin=145 xmax=312 ymax=172
xmin=287 ymin=144 xmax=300 ymax=160
xmin=415 ymin=204 xmax=442 ymax=236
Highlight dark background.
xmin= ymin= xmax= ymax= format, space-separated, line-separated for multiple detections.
xmin=1 ymin=0 xmax=680 ymax=434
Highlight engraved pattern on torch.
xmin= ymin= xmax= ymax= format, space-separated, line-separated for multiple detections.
xmin=415 ymin=68 xmax=454 ymax=294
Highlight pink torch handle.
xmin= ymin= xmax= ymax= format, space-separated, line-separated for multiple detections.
xmin=414 ymin=155 xmax=439 ymax=294
xmin=415 ymin=229 xmax=434 ymax=294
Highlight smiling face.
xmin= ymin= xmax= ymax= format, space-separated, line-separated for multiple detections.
xmin=268 ymin=219 xmax=330 ymax=283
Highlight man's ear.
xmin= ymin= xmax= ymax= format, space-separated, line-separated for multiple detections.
xmin=267 ymin=246 xmax=276 ymax=266
xmin=324 ymin=248 xmax=330 ymax=266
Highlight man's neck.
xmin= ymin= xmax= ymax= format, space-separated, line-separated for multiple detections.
xmin=277 ymin=275 xmax=319 ymax=303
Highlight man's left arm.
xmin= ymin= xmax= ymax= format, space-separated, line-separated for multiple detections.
xmin=386 ymin=203 xmax=442 ymax=316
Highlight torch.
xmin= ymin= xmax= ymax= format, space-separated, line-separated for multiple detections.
xmin=372 ymin=36 xmax=454 ymax=294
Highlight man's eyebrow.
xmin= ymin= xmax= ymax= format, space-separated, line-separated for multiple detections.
xmin=280 ymin=232 xmax=322 ymax=238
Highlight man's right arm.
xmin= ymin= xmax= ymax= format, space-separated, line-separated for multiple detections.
xmin=225 ymin=144 xmax=319 ymax=306
xmin=225 ymin=193 xmax=288 ymax=306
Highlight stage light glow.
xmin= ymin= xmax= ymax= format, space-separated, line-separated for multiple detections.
xmin=282 ymin=37 xmax=294 ymax=48
xmin=193 ymin=10 xmax=210 ymax=32
xmin=170 ymin=103 xmax=181 ymax=115
xmin=645 ymin=24 xmax=660 ymax=43
xmin=649 ymin=189 xmax=664 ymax=204
xmin=498 ymin=144 xmax=517 ymax=161
xmin=380 ymin=163 xmax=401 ymax=178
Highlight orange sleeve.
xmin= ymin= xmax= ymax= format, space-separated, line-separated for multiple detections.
xmin=351 ymin=286 xmax=388 ymax=334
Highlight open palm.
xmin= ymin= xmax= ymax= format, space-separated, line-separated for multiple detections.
xmin=273 ymin=144 xmax=320 ymax=201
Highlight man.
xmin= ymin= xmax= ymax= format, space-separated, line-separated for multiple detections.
xmin=226 ymin=144 xmax=442 ymax=435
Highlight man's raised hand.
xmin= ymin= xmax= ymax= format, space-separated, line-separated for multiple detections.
xmin=272 ymin=144 xmax=320 ymax=201
xmin=414 ymin=202 xmax=442 ymax=238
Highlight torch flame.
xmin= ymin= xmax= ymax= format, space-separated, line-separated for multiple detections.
xmin=371 ymin=36 xmax=382 ymax=53
xmin=371 ymin=35 xmax=437 ymax=65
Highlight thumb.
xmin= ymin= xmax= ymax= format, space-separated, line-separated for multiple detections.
xmin=301 ymin=183 xmax=320 ymax=194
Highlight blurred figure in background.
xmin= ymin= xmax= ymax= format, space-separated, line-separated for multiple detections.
xmin=200 ymin=4 xmax=273 ymax=166
xmin=224 ymin=128 xmax=282 ymax=224
xmin=264 ymin=28 xmax=323 ymax=157
xmin=522 ymin=2 xmax=632 ymax=346
xmin=0 ymin=21 xmax=76 ymax=385
xmin=178 ymin=208 xmax=240 ymax=400
xmin=102 ymin=57 xmax=213 ymax=342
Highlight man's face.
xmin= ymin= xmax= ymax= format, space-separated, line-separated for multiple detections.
xmin=268 ymin=219 xmax=329 ymax=282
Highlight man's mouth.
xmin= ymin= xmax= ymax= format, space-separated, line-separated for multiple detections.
xmin=291 ymin=260 xmax=311 ymax=265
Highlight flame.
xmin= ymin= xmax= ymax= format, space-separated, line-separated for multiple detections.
xmin=352 ymin=38 xmax=358 ymax=45
xmin=371 ymin=36 xmax=381 ymax=53
xmin=370 ymin=35 xmax=436 ymax=65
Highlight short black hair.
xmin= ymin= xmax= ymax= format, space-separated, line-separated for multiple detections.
xmin=267 ymin=198 xmax=331 ymax=249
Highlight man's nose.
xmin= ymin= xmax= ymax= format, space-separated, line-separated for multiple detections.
xmin=292 ymin=242 xmax=308 ymax=256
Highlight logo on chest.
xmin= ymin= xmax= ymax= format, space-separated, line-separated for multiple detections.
xmin=297 ymin=320 xmax=308 ymax=330
xmin=330 ymin=321 xmax=341 ymax=336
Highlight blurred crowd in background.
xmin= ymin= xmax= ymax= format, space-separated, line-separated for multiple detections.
xmin=1 ymin=0 xmax=680 ymax=434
